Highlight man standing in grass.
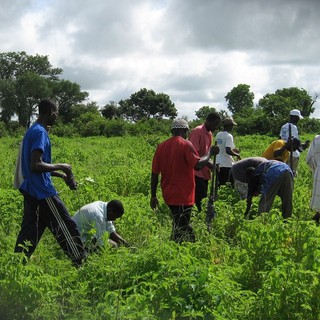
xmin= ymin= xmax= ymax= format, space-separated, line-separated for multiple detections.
xmin=14 ymin=99 xmax=87 ymax=267
xmin=216 ymin=117 xmax=241 ymax=187
xmin=306 ymin=135 xmax=320 ymax=223
xmin=279 ymin=109 xmax=310 ymax=176
xmin=189 ymin=112 xmax=221 ymax=212
xmin=150 ymin=118 xmax=219 ymax=243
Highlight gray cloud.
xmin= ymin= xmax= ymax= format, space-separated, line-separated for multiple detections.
xmin=2 ymin=0 xmax=320 ymax=118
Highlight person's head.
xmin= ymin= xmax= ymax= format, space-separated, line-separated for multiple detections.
xmin=289 ymin=109 xmax=303 ymax=124
xmin=107 ymin=200 xmax=124 ymax=221
xmin=222 ymin=117 xmax=237 ymax=132
xmin=204 ymin=112 xmax=221 ymax=132
xmin=171 ymin=118 xmax=189 ymax=138
xmin=38 ymin=99 xmax=58 ymax=126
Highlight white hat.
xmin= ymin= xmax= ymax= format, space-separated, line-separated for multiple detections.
xmin=171 ymin=118 xmax=189 ymax=130
xmin=290 ymin=109 xmax=303 ymax=119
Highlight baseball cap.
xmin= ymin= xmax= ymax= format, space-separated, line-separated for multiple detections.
xmin=290 ymin=109 xmax=303 ymax=119
xmin=222 ymin=118 xmax=237 ymax=126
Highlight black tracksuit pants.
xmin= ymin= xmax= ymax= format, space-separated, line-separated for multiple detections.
xmin=15 ymin=191 xmax=86 ymax=266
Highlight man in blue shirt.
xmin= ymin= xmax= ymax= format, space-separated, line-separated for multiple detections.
xmin=244 ymin=160 xmax=293 ymax=219
xmin=14 ymin=99 xmax=87 ymax=267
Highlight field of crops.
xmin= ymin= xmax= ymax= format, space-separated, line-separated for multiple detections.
xmin=1 ymin=133 xmax=320 ymax=319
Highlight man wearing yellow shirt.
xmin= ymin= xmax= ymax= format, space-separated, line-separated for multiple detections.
xmin=262 ymin=138 xmax=302 ymax=162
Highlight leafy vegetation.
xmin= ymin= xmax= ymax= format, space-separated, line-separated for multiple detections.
xmin=0 ymin=132 xmax=319 ymax=319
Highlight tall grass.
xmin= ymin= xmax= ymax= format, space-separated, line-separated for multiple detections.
xmin=0 ymin=134 xmax=319 ymax=319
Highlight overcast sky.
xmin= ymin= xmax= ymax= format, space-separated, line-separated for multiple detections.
xmin=2 ymin=0 xmax=320 ymax=119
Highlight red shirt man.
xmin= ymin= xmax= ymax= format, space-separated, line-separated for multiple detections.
xmin=150 ymin=118 xmax=218 ymax=243
xmin=189 ymin=112 xmax=221 ymax=212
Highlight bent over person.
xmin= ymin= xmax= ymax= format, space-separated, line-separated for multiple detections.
xmin=245 ymin=160 xmax=294 ymax=219
xmin=150 ymin=118 xmax=219 ymax=243
xmin=14 ymin=99 xmax=87 ymax=267
xmin=73 ymin=200 xmax=129 ymax=251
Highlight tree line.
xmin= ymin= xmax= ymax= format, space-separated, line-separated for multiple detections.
xmin=0 ymin=51 xmax=319 ymax=138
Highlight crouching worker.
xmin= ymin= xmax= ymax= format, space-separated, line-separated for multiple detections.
xmin=245 ymin=160 xmax=293 ymax=220
xmin=73 ymin=200 xmax=129 ymax=252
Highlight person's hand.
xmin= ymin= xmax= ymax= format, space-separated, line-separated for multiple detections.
xmin=150 ymin=197 xmax=159 ymax=211
xmin=59 ymin=163 xmax=73 ymax=176
xmin=210 ymin=145 xmax=219 ymax=156
xmin=64 ymin=173 xmax=78 ymax=190
xmin=302 ymin=140 xmax=310 ymax=150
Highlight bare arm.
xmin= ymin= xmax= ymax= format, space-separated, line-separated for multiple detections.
xmin=194 ymin=145 xmax=219 ymax=170
xmin=109 ymin=231 xmax=129 ymax=246
xmin=226 ymin=147 xmax=241 ymax=160
xmin=31 ymin=149 xmax=77 ymax=189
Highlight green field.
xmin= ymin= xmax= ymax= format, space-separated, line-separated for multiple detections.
xmin=1 ymin=133 xmax=319 ymax=320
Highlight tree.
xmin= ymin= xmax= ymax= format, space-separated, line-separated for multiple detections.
xmin=257 ymin=87 xmax=315 ymax=134
xmin=195 ymin=106 xmax=217 ymax=120
xmin=50 ymin=79 xmax=89 ymax=123
xmin=118 ymin=88 xmax=177 ymax=122
xmin=101 ymin=101 xmax=121 ymax=119
xmin=0 ymin=51 xmax=88 ymax=128
xmin=225 ymin=84 xmax=254 ymax=116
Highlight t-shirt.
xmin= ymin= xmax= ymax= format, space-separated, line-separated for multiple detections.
xmin=73 ymin=201 xmax=116 ymax=246
xmin=189 ymin=124 xmax=212 ymax=180
xmin=152 ymin=136 xmax=200 ymax=206
xmin=262 ymin=140 xmax=289 ymax=163
xmin=216 ymin=131 xmax=235 ymax=168
xmin=254 ymin=161 xmax=292 ymax=196
xmin=230 ymin=157 xmax=267 ymax=183
xmin=280 ymin=122 xmax=299 ymax=158
xmin=19 ymin=123 xmax=57 ymax=200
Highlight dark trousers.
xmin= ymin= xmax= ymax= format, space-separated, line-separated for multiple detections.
xmin=15 ymin=191 xmax=86 ymax=266
xmin=195 ymin=176 xmax=208 ymax=212
xmin=258 ymin=171 xmax=293 ymax=219
xmin=218 ymin=167 xmax=234 ymax=187
xmin=168 ymin=205 xmax=195 ymax=243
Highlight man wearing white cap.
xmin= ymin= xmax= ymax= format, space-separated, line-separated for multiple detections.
xmin=150 ymin=118 xmax=219 ymax=243
xmin=279 ymin=109 xmax=309 ymax=176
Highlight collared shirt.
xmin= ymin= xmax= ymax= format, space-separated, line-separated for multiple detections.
xmin=73 ymin=201 xmax=116 ymax=246
xmin=262 ymin=140 xmax=289 ymax=163
xmin=189 ymin=124 xmax=212 ymax=180
xmin=152 ymin=136 xmax=200 ymax=206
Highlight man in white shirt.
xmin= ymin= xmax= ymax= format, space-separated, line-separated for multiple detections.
xmin=279 ymin=109 xmax=309 ymax=176
xmin=216 ymin=118 xmax=241 ymax=187
xmin=306 ymin=135 xmax=320 ymax=223
xmin=73 ymin=200 xmax=129 ymax=251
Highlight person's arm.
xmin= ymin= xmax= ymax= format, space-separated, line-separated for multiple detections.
xmin=150 ymin=172 xmax=159 ymax=210
xmin=226 ymin=147 xmax=241 ymax=160
xmin=194 ymin=145 xmax=219 ymax=170
xmin=109 ymin=231 xmax=129 ymax=247
xmin=30 ymin=149 xmax=77 ymax=189
xmin=244 ymin=176 xmax=260 ymax=217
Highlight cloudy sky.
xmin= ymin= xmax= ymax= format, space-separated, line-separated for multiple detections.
xmin=2 ymin=0 xmax=320 ymax=119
